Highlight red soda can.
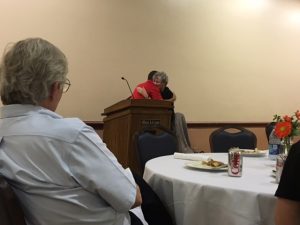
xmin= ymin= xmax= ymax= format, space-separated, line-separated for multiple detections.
xmin=228 ymin=148 xmax=243 ymax=177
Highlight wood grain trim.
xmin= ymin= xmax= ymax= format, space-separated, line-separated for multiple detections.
xmin=84 ymin=121 xmax=269 ymax=130
xmin=187 ymin=122 xmax=269 ymax=128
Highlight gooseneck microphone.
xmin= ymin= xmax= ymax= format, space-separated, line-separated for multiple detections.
xmin=121 ymin=76 xmax=134 ymax=99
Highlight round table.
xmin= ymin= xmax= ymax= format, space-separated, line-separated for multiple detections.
xmin=143 ymin=153 xmax=278 ymax=225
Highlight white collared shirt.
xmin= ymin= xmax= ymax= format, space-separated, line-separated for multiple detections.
xmin=0 ymin=104 xmax=136 ymax=225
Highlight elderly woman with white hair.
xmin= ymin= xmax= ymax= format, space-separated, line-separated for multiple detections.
xmin=132 ymin=71 xmax=163 ymax=100
xmin=136 ymin=71 xmax=176 ymax=102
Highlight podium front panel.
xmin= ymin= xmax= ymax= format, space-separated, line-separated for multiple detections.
xmin=103 ymin=100 xmax=173 ymax=174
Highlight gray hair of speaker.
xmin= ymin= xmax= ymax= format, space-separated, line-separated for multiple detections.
xmin=153 ymin=71 xmax=168 ymax=85
xmin=0 ymin=38 xmax=68 ymax=105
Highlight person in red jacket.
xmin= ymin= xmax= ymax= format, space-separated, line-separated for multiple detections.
xmin=132 ymin=72 xmax=163 ymax=100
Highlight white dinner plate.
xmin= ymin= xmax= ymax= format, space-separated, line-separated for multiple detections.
xmin=185 ymin=161 xmax=228 ymax=171
xmin=240 ymin=149 xmax=268 ymax=157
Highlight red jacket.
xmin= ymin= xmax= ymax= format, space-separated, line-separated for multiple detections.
xmin=132 ymin=80 xmax=162 ymax=100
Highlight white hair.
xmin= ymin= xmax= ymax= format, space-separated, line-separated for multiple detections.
xmin=0 ymin=38 xmax=68 ymax=105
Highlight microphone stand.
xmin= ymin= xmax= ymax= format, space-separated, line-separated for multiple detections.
xmin=121 ymin=77 xmax=134 ymax=99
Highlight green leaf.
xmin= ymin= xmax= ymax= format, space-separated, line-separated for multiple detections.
xmin=293 ymin=129 xmax=300 ymax=136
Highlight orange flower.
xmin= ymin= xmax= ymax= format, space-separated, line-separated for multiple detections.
xmin=274 ymin=122 xmax=292 ymax=138
xmin=283 ymin=115 xmax=292 ymax=122
xmin=296 ymin=110 xmax=300 ymax=120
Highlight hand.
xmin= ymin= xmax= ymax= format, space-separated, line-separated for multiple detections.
xmin=131 ymin=184 xmax=142 ymax=208
xmin=137 ymin=87 xmax=150 ymax=99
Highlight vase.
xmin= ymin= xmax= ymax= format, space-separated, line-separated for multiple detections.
xmin=280 ymin=137 xmax=293 ymax=155
xmin=276 ymin=154 xmax=288 ymax=183
xmin=276 ymin=137 xmax=292 ymax=183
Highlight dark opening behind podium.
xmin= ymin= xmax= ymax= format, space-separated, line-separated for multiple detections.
xmin=102 ymin=99 xmax=173 ymax=174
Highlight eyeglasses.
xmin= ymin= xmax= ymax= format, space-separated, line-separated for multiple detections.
xmin=62 ymin=78 xmax=71 ymax=93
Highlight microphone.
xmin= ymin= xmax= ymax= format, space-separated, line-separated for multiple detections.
xmin=121 ymin=77 xmax=134 ymax=99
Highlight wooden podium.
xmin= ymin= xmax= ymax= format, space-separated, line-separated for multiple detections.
xmin=102 ymin=99 xmax=173 ymax=174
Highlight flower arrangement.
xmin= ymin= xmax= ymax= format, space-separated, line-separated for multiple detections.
xmin=273 ymin=110 xmax=300 ymax=154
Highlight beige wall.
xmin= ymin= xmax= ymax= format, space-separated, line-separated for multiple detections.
xmin=1 ymin=0 xmax=300 ymax=122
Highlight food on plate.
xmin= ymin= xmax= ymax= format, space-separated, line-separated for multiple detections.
xmin=202 ymin=159 xmax=225 ymax=168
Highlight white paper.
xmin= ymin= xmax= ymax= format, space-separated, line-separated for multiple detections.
xmin=174 ymin=152 xmax=211 ymax=161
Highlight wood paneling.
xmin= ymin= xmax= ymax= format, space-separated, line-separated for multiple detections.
xmin=86 ymin=121 xmax=272 ymax=153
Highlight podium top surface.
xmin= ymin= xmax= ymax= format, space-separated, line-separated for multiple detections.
xmin=102 ymin=99 xmax=173 ymax=116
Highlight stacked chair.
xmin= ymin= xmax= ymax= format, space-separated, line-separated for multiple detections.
xmin=134 ymin=126 xmax=175 ymax=225
xmin=173 ymin=112 xmax=195 ymax=153
xmin=265 ymin=122 xmax=276 ymax=142
xmin=134 ymin=126 xmax=178 ymax=174
xmin=209 ymin=126 xmax=257 ymax=153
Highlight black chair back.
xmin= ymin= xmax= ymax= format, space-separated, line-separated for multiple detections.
xmin=0 ymin=175 xmax=26 ymax=225
xmin=135 ymin=126 xmax=178 ymax=173
xmin=209 ymin=126 xmax=257 ymax=153
xmin=265 ymin=122 xmax=276 ymax=142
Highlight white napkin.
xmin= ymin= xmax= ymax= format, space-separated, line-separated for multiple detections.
xmin=130 ymin=207 xmax=149 ymax=225
xmin=174 ymin=152 xmax=211 ymax=161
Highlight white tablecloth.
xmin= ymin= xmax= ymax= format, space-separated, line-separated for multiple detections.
xmin=143 ymin=153 xmax=278 ymax=225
